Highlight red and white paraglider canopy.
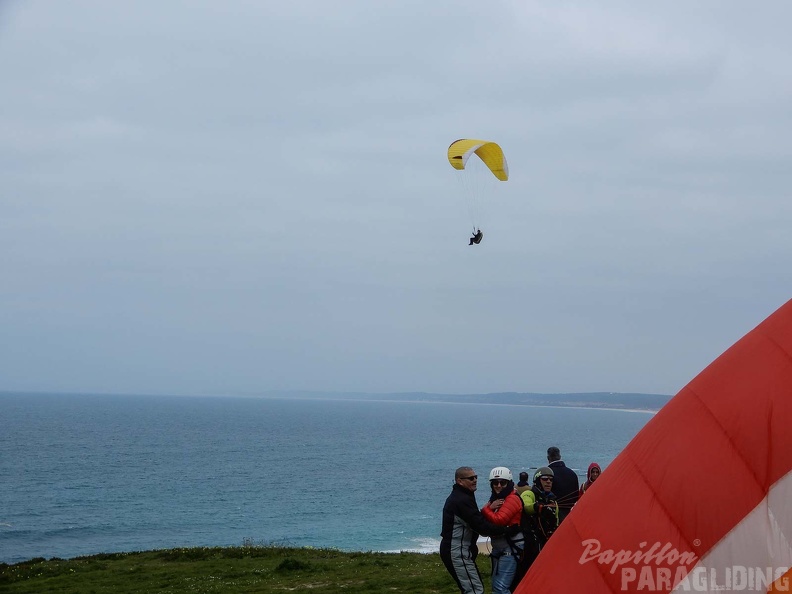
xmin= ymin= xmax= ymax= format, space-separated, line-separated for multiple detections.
xmin=515 ymin=299 xmax=792 ymax=593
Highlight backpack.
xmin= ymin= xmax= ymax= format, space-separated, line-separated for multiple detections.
xmin=510 ymin=490 xmax=543 ymax=590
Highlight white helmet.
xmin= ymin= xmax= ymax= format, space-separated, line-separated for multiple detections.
xmin=489 ymin=467 xmax=513 ymax=482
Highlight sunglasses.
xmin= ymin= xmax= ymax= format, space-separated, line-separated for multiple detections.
xmin=540 ymin=477 xmax=553 ymax=481
xmin=459 ymin=475 xmax=478 ymax=482
xmin=491 ymin=479 xmax=509 ymax=486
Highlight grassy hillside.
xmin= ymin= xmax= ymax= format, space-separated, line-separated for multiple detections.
xmin=0 ymin=546 xmax=481 ymax=593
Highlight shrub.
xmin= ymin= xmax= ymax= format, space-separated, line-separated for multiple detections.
xmin=275 ymin=558 xmax=313 ymax=572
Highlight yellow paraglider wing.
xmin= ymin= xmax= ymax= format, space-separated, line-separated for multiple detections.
xmin=447 ymin=139 xmax=509 ymax=181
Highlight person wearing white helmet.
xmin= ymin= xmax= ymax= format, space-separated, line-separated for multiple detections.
xmin=480 ymin=467 xmax=524 ymax=594
xmin=440 ymin=467 xmax=521 ymax=594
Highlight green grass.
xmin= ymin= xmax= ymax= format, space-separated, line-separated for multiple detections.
xmin=0 ymin=545 xmax=493 ymax=593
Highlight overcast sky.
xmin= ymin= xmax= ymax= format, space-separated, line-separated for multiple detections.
xmin=2 ymin=1 xmax=791 ymax=397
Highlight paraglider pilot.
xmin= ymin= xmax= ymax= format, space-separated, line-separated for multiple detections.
xmin=469 ymin=229 xmax=483 ymax=245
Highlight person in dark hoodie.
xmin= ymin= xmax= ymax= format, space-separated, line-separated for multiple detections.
xmin=441 ymin=466 xmax=521 ymax=594
xmin=578 ymin=462 xmax=601 ymax=499
xmin=515 ymin=471 xmax=531 ymax=495
xmin=546 ymin=446 xmax=579 ymax=523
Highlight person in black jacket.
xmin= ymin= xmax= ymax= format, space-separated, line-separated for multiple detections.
xmin=546 ymin=446 xmax=579 ymax=523
xmin=440 ymin=466 xmax=519 ymax=594
xmin=528 ymin=466 xmax=560 ymax=545
xmin=515 ymin=471 xmax=531 ymax=495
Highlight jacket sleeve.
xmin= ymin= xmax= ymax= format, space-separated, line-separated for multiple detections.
xmin=482 ymin=493 xmax=523 ymax=526
xmin=481 ymin=503 xmax=498 ymax=523
xmin=458 ymin=496 xmax=507 ymax=537
xmin=520 ymin=490 xmax=537 ymax=516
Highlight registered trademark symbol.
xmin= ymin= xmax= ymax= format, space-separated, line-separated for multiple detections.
xmin=693 ymin=539 xmax=701 ymax=547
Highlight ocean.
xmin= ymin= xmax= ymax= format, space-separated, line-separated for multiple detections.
xmin=0 ymin=392 xmax=653 ymax=564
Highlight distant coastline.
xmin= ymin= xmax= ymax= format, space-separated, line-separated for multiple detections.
xmin=0 ymin=390 xmax=673 ymax=413
xmin=256 ymin=390 xmax=672 ymax=413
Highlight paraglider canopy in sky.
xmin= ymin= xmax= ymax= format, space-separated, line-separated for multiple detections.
xmin=447 ymin=139 xmax=508 ymax=235
xmin=447 ymin=139 xmax=509 ymax=181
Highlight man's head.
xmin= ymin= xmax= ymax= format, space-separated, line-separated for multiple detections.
xmin=547 ymin=446 xmax=561 ymax=462
xmin=534 ymin=467 xmax=554 ymax=492
xmin=519 ymin=471 xmax=529 ymax=482
xmin=455 ymin=466 xmax=478 ymax=492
